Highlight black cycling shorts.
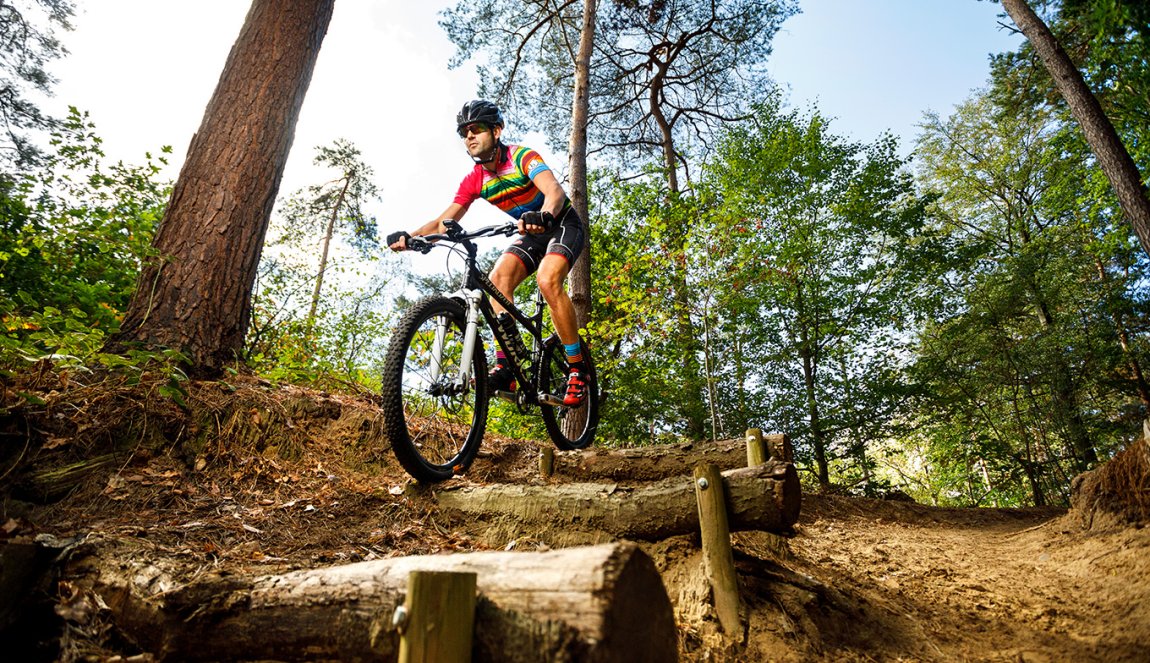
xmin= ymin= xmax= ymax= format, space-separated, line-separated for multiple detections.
xmin=505 ymin=207 xmax=585 ymax=275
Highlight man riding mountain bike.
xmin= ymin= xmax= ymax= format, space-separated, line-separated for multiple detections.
xmin=387 ymin=99 xmax=588 ymax=407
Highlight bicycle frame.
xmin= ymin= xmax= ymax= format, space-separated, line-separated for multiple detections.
xmin=411 ymin=222 xmax=557 ymax=407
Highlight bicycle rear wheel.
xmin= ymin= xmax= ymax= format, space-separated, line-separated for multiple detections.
xmin=381 ymin=296 xmax=488 ymax=482
xmin=539 ymin=337 xmax=598 ymax=450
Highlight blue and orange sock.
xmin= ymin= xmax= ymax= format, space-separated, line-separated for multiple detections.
xmin=564 ymin=341 xmax=585 ymax=372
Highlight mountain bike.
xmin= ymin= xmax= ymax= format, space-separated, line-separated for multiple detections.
xmin=381 ymin=220 xmax=599 ymax=482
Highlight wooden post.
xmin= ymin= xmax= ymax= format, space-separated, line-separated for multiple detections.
xmin=540 ymin=446 xmax=554 ymax=477
xmin=692 ymin=463 xmax=740 ymax=636
xmin=398 ymin=570 xmax=477 ymax=663
xmin=745 ymin=428 xmax=766 ymax=467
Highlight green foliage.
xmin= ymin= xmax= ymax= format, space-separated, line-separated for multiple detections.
xmin=0 ymin=108 xmax=168 ymax=326
xmin=909 ymin=87 xmax=1149 ymax=506
xmin=0 ymin=108 xmax=170 ymax=379
xmin=698 ymin=102 xmax=929 ymax=485
xmin=275 ymin=139 xmax=380 ymax=258
xmin=585 ymin=102 xmax=930 ymax=463
xmin=247 ymin=140 xmax=394 ymax=389
xmin=585 ymin=171 xmax=698 ymax=441
xmin=248 ymin=256 xmax=397 ymax=389
xmin=0 ymin=299 xmax=191 ymax=409
xmin=990 ymin=0 xmax=1150 ymax=172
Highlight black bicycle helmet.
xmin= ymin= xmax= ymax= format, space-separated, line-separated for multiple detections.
xmin=456 ymin=99 xmax=504 ymax=135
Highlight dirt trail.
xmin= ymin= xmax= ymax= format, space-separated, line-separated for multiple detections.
xmin=462 ymin=441 xmax=1150 ymax=661
xmin=767 ymin=496 xmax=1150 ymax=662
xmin=3 ymin=378 xmax=1149 ymax=661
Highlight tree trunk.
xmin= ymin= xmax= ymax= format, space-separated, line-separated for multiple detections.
xmin=111 ymin=0 xmax=335 ymax=372
xmin=1001 ymin=0 xmax=1150 ymax=258
xmin=1032 ymin=297 xmax=1097 ymax=470
xmin=308 ymin=171 xmax=353 ymax=324
xmin=75 ymin=541 xmax=678 ymax=663
xmin=566 ymin=0 xmax=596 ymax=333
xmin=1014 ymin=452 xmax=1049 ymax=508
xmin=648 ymin=52 xmax=707 ymax=438
xmin=563 ymin=0 xmax=597 ymax=441
xmin=436 ymin=461 xmax=801 ymax=540
xmin=800 ymin=346 xmax=828 ymax=487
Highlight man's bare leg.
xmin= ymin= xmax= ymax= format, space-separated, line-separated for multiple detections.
xmin=536 ymin=254 xmax=579 ymax=346
xmin=489 ymin=254 xmax=529 ymax=314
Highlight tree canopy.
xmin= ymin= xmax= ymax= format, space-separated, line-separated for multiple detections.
xmin=5 ymin=0 xmax=1150 ymax=507
xmin=0 ymin=0 xmax=74 ymax=167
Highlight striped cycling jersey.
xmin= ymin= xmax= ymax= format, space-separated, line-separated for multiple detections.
xmin=453 ymin=144 xmax=570 ymax=219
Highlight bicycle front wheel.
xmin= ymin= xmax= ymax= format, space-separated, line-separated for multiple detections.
xmin=381 ymin=296 xmax=488 ymax=482
xmin=539 ymin=337 xmax=599 ymax=450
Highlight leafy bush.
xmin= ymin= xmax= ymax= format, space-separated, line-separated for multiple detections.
xmin=0 ymin=108 xmax=170 ymax=375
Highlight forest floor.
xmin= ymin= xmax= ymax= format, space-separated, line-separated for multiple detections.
xmin=2 ymin=373 xmax=1149 ymax=661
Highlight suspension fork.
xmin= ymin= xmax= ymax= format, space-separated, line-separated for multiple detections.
xmin=457 ymin=288 xmax=484 ymax=386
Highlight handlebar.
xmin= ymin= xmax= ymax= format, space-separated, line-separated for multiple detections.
xmin=406 ymin=221 xmax=518 ymax=254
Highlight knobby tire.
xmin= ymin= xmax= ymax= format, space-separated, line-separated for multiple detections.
xmin=381 ymin=297 xmax=488 ymax=482
xmin=540 ymin=336 xmax=599 ymax=450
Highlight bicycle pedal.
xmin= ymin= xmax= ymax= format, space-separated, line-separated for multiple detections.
xmin=537 ymin=392 xmax=564 ymax=407
xmin=493 ymin=389 xmax=519 ymax=403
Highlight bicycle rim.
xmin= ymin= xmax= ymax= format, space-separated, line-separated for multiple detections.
xmin=539 ymin=337 xmax=598 ymax=450
xmin=381 ymin=297 xmax=488 ymax=482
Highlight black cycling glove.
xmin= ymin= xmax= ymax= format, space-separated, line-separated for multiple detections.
xmin=520 ymin=210 xmax=555 ymax=232
xmin=386 ymin=231 xmax=411 ymax=248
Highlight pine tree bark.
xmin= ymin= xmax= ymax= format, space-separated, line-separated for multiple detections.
xmin=111 ymin=0 xmax=335 ymax=372
xmin=567 ymin=0 xmax=596 ymax=333
xmin=1001 ymin=0 xmax=1150 ymax=257
xmin=563 ymin=0 xmax=598 ymax=441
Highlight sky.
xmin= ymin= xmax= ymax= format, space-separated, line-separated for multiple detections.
xmin=44 ymin=0 xmax=1023 ymax=245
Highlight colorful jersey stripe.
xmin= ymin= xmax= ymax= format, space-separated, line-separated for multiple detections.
xmin=453 ymin=144 xmax=570 ymax=219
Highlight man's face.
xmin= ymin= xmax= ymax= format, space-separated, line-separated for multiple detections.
xmin=460 ymin=122 xmax=499 ymax=158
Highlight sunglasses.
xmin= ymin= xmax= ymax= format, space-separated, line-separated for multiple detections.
xmin=458 ymin=122 xmax=491 ymax=138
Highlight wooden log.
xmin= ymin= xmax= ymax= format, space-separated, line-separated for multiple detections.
xmin=76 ymin=541 xmax=677 ymax=663
xmin=693 ymin=464 xmax=740 ymax=635
xmin=16 ymin=453 xmax=120 ymax=502
xmin=398 ymin=571 xmax=476 ymax=663
xmin=437 ymin=460 xmax=801 ymax=540
xmin=767 ymin=433 xmax=794 ymax=463
xmin=552 ymin=437 xmax=791 ymax=481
